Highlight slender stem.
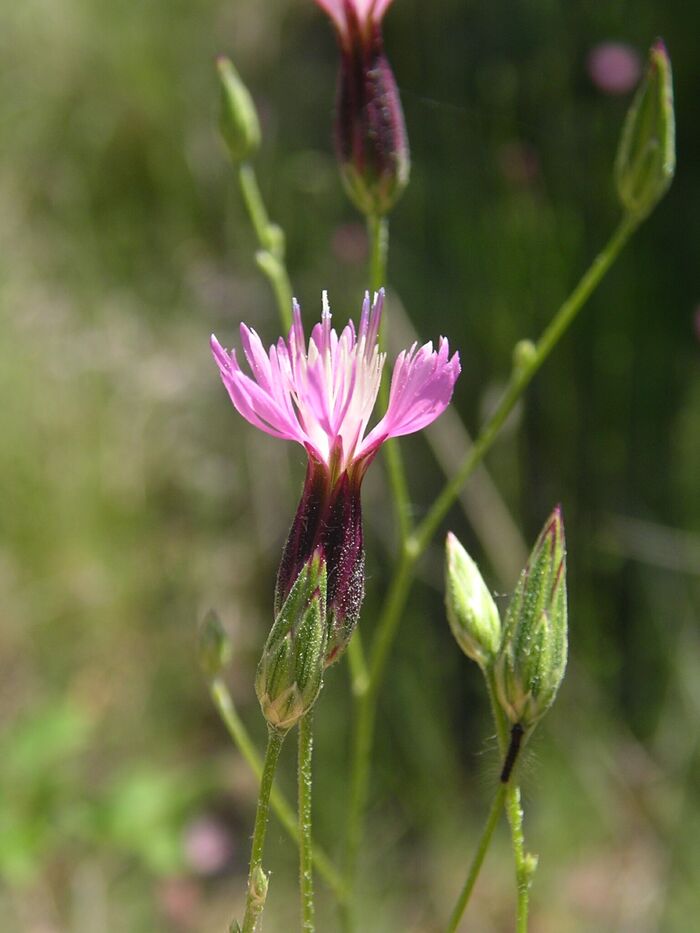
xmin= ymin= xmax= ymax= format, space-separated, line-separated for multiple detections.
xmin=241 ymin=726 xmax=286 ymax=933
xmin=237 ymin=162 xmax=293 ymax=331
xmin=238 ymin=162 xmax=274 ymax=249
xmin=367 ymin=214 xmax=388 ymax=295
xmin=298 ymin=713 xmax=316 ymax=933
xmin=412 ymin=214 xmax=637 ymax=555
xmin=347 ymin=630 xmax=370 ymax=697
xmin=210 ymin=679 xmax=347 ymax=902
xmin=342 ymin=216 xmax=638 ymax=925
xmin=342 ymin=550 xmax=413 ymax=929
xmin=445 ymin=783 xmax=507 ymax=933
xmin=485 ymin=675 xmax=535 ymax=933
xmin=505 ymin=784 xmax=536 ymax=933
xmin=367 ymin=213 xmax=412 ymax=544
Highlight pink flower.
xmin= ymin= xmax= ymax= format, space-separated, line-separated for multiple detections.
xmin=313 ymin=0 xmax=409 ymax=215
xmin=314 ymin=1 xmax=394 ymax=39
xmin=211 ymin=291 xmax=460 ymax=662
xmin=587 ymin=42 xmax=642 ymax=96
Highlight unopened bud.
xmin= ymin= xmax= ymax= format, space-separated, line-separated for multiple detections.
xmin=615 ymin=40 xmax=675 ymax=222
xmin=256 ymin=554 xmax=328 ymax=731
xmin=445 ymin=532 xmax=501 ymax=669
xmin=329 ymin=5 xmax=409 ymax=216
xmin=217 ymin=56 xmax=261 ymax=163
xmin=494 ymin=506 xmax=568 ymax=732
xmin=198 ymin=611 xmax=232 ymax=678
xmin=513 ymin=339 xmax=537 ymax=377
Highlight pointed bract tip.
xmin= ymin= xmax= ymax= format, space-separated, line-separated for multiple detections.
xmin=615 ymin=37 xmax=675 ymax=221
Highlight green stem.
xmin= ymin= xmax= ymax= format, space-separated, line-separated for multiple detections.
xmin=505 ymin=784 xmax=536 ymax=933
xmin=342 ymin=216 xmax=638 ymax=926
xmin=342 ymin=550 xmax=413 ymax=929
xmin=445 ymin=783 xmax=507 ymax=933
xmin=347 ymin=630 xmax=370 ymax=698
xmin=237 ymin=162 xmax=293 ymax=331
xmin=412 ymin=214 xmax=637 ymax=555
xmin=298 ymin=713 xmax=316 ymax=933
xmin=485 ymin=674 xmax=535 ymax=933
xmin=367 ymin=213 xmax=388 ymax=295
xmin=210 ymin=679 xmax=347 ymax=902
xmin=367 ymin=213 xmax=412 ymax=545
xmin=241 ymin=726 xmax=285 ymax=933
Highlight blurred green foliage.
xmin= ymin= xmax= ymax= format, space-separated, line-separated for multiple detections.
xmin=0 ymin=0 xmax=698 ymax=930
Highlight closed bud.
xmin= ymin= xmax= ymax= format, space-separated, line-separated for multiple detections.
xmin=445 ymin=532 xmax=501 ymax=669
xmin=615 ymin=40 xmax=675 ymax=222
xmin=494 ymin=506 xmax=568 ymax=732
xmin=317 ymin=0 xmax=409 ymax=216
xmin=217 ymin=55 xmax=261 ymax=163
xmin=256 ymin=553 xmax=328 ymax=731
xmin=513 ymin=339 xmax=537 ymax=377
xmin=198 ymin=610 xmax=232 ymax=678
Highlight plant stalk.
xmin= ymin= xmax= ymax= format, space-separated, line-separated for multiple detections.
xmin=299 ymin=713 xmax=316 ymax=933
xmin=445 ymin=783 xmax=507 ymax=933
xmin=241 ymin=726 xmax=286 ymax=933
xmin=367 ymin=212 xmax=412 ymax=545
xmin=237 ymin=162 xmax=293 ymax=331
xmin=210 ymin=679 xmax=347 ymax=902
xmin=342 ymin=216 xmax=638 ymax=926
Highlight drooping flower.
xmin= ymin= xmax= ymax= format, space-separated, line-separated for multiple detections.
xmin=314 ymin=0 xmax=409 ymax=216
xmin=211 ymin=290 xmax=460 ymax=663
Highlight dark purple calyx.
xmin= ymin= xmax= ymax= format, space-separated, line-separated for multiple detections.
xmin=275 ymin=456 xmax=365 ymax=666
xmin=334 ymin=6 xmax=409 ymax=216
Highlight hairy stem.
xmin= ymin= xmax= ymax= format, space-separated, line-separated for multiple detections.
xmin=506 ymin=784 xmax=536 ymax=933
xmin=210 ymin=679 xmax=347 ymax=902
xmin=299 ymin=713 xmax=316 ymax=933
xmin=241 ymin=726 xmax=285 ymax=933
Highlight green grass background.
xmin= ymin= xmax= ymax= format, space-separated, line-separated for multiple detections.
xmin=1 ymin=0 xmax=698 ymax=929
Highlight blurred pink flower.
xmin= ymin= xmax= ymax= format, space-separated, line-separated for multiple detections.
xmin=314 ymin=0 xmax=394 ymax=40
xmin=183 ymin=816 xmax=233 ymax=876
xmin=587 ymin=42 xmax=642 ymax=95
xmin=332 ymin=222 xmax=369 ymax=264
xmin=212 ymin=291 xmax=459 ymax=661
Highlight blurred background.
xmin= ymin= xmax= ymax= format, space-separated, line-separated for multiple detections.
xmin=1 ymin=0 xmax=698 ymax=930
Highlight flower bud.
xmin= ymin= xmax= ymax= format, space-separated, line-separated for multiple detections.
xmin=494 ymin=506 xmax=568 ymax=732
xmin=198 ymin=610 xmax=232 ymax=678
xmin=615 ymin=40 xmax=675 ymax=222
xmin=512 ymin=339 xmax=537 ymax=377
xmin=256 ymin=553 xmax=328 ymax=731
xmin=216 ymin=55 xmax=261 ymax=163
xmin=323 ymin=2 xmax=409 ymax=216
xmin=445 ymin=532 xmax=501 ymax=669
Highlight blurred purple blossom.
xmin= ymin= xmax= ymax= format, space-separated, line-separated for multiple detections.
xmin=183 ymin=816 xmax=234 ymax=876
xmin=587 ymin=42 xmax=642 ymax=95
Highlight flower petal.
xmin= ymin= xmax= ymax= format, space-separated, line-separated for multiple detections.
xmin=359 ymin=337 xmax=460 ymax=456
xmin=211 ymin=335 xmax=306 ymax=443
